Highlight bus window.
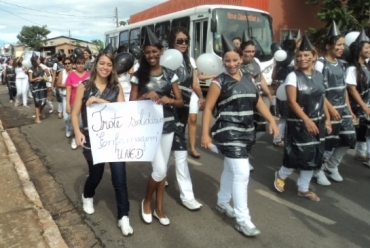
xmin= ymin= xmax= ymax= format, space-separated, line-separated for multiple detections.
xmin=119 ymin=31 xmax=129 ymax=47
xmin=193 ymin=19 xmax=208 ymax=59
xmin=130 ymin=28 xmax=141 ymax=47
xmin=105 ymin=35 xmax=110 ymax=46
xmin=202 ymin=21 xmax=208 ymax=53
xmin=172 ymin=17 xmax=190 ymax=30
xmin=155 ymin=21 xmax=170 ymax=49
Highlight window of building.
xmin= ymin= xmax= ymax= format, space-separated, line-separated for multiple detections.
xmin=279 ymin=29 xmax=300 ymax=43
xmin=59 ymin=49 xmax=64 ymax=54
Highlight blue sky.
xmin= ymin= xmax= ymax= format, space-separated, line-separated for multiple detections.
xmin=0 ymin=0 xmax=166 ymax=46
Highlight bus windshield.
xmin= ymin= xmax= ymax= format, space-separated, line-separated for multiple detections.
xmin=213 ymin=9 xmax=273 ymax=62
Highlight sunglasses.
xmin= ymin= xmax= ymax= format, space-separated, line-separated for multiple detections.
xmin=64 ymin=62 xmax=71 ymax=65
xmin=176 ymin=38 xmax=189 ymax=45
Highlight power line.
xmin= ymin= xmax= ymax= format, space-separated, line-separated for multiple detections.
xmin=4 ymin=10 xmax=112 ymax=19
xmin=0 ymin=0 xmax=114 ymax=18
xmin=0 ymin=7 xmax=67 ymax=32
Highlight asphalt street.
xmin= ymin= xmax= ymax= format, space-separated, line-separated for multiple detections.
xmin=0 ymin=85 xmax=369 ymax=248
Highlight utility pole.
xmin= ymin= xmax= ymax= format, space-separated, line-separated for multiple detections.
xmin=115 ymin=7 xmax=119 ymax=27
xmin=69 ymin=30 xmax=72 ymax=55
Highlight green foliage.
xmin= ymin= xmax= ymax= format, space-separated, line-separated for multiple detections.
xmin=304 ymin=0 xmax=370 ymax=45
xmin=91 ymin=39 xmax=105 ymax=52
xmin=16 ymin=25 xmax=50 ymax=50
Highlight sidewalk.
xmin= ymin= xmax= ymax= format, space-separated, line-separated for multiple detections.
xmin=0 ymin=119 xmax=68 ymax=248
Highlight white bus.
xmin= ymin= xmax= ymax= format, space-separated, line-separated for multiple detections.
xmin=104 ymin=4 xmax=274 ymax=89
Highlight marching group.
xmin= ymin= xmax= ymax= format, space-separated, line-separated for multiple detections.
xmin=1 ymin=21 xmax=369 ymax=239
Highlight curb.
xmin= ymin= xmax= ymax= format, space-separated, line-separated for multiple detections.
xmin=0 ymin=120 xmax=68 ymax=248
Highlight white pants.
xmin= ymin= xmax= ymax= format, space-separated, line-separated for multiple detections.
xmin=355 ymin=141 xmax=368 ymax=157
xmin=326 ymin=146 xmax=349 ymax=169
xmin=189 ymin=92 xmax=199 ymax=114
xmin=152 ymin=133 xmax=174 ymax=182
xmin=15 ymin=77 xmax=29 ymax=106
xmin=278 ymin=166 xmax=313 ymax=192
xmin=168 ymin=150 xmax=195 ymax=201
xmin=273 ymin=118 xmax=286 ymax=143
xmin=218 ymin=157 xmax=253 ymax=225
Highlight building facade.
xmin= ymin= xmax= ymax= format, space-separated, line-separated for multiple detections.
xmin=8 ymin=36 xmax=98 ymax=58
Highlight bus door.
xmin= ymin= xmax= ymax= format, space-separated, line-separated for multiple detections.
xmin=192 ymin=19 xmax=208 ymax=60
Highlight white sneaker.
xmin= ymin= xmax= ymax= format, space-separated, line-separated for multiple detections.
xmin=71 ymin=138 xmax=77 ymax=150
xmin=118 ymin=216 xmax=133 ymax=236
xmin=313 ymin=170 xmax=331 ymax=186
xmin=216 ymin=202 xmax=235 ymax=218
xmin=235 ymin=221 xmax=260 ymax=237
xmin=65 ymin=131 xmax=72 ymax=138
xmin=249 ymin=163 xmax=254 ymax=172
xmin=323 ymin=164 xmax=343 ymax=182
xmin=81 ymin=194 xmax=94 ymax=214
xmin=182 ymin=199 xmax=203 ymax=211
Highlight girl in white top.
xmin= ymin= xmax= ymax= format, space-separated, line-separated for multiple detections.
xmin=56 ymin=57 xmax=74 ymax=138
xmin=14 ymin=56 xmax=29 ymax=107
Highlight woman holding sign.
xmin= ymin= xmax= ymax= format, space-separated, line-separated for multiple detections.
xmin=201 ymin=35 xmax=278 ymax=237
xmin=71 ymin=44 xmax=134 ymax=237
xmin=130 ymin=28 xmax=183 ymax=226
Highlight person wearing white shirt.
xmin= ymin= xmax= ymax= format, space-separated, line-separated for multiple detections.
xmin=346 ymin=36 xmax=370 ymax=165
xmin=14 ymin=55 xmax=29 ymax=107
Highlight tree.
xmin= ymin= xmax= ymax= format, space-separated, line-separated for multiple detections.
xmin=120 ymin=21 xmax=127 ymax=26
xmin=16 ymin=25 xmax=50 ymax=50
xmin=91 ymin=39 xmax=105 ymax=52
xmin=304 ymin=0 xmax=370 ymax=45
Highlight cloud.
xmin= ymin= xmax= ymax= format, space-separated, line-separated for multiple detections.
xmin=0 ymin=0 xmax=167 ymax=45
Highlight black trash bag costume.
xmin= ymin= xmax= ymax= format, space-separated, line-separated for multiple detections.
xmin=29 ymin=66 xmax=47 ymax=108
xmin=5 ymin=65 xmax=17 ymax=98
xmin=171 ymin=58 xmax=194 ymax=151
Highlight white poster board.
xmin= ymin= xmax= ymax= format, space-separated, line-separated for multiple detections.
xmin=86 ymin=101 xmax=164 ymax=164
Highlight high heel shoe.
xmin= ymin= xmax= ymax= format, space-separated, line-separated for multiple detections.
xmin=153 ymin=210 xmax=170 ymax=226
xmin=141 ymin=200 xmax=152 ymax=224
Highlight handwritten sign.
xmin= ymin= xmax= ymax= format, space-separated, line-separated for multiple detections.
xmin=86 ymin=101 xmax=164 ymax=164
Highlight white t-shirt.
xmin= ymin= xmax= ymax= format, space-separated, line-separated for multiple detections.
xmin=118 ymin=73 xmax=131 ymax=101
xmin=284 ymin=71 xmax=314 ymax=87
xmin=15 ymin=66 xmax=28 ymax=78
xmin=315 ymin=57 xmax=340 ymax=74
xmin=345 ymin=66 xmax=357 ymax=86
xmin=131 ymin=72 xmax=179 ymax=87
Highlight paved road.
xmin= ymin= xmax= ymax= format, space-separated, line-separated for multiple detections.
xmin=0 ymin=85 xmax=369 ymax=248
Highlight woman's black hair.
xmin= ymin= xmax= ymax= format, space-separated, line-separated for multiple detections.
xmin=31 ymin=55 xmax=39 ymax=69
xmin=136 ymin=42 xmax=163 ymax=86
xmin=240 ymin=40 xmax=255 ymax=51
xmin=75 ymin=56 xmax=86 ymax=65
xmin=222 ymin=47 xmax=243 ymax=59
xmin=168 ymin=26 xmax=191 ymax=72
xmin=15 ymin=57 xmax=22 ymax=67
xmin=321 ymin=35 xmax=345 ymax=53
xmin=349 ymin=41 xmax=370 ymax=90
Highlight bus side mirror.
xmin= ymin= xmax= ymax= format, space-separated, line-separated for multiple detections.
xmin=211 ymin=18 xmax=217 ymax=32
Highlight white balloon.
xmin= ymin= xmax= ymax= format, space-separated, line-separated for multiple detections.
xmin=160 ymin=49 xmax=183 ymax=70
xmin=196 ymin=53 xmax=223 ymax=75
xmin=22 ymin=60 xmax=32 ymax=69
xmin=274 ymin=50 xmax=287 ymax=62
xmin=276 ymin=83 xmax=287 ymax=101
xmin=345 ymin=31 xmax=360 ymax=46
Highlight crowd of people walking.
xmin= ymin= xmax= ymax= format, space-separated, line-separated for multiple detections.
xmin=1 ymin=21 xmax=369 ymax=239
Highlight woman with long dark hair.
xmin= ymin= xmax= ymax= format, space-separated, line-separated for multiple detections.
xmin=312 ymin=21 xmax=357 ymax=185
xmin=84 ymin=46 xmax=94 ymax=71
xmin=28 ymin=53 xmax=50 ymax=123
xmin=72 ymin=47 xmax=133 ymax=237
xmin=274 ymin=36 xmax=331 ymax=201
xmin=130 ymin=28 xmax=183 ymax=226
xmin=346 ymin=30 xmax=370 ymax=164
xmin=202 ymin=35 xmax=278 ymax=237
xmin=166 ymin=26 xmax=202 ymax=210
xmin=3 ymin=58 xmax=16 ymax=103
